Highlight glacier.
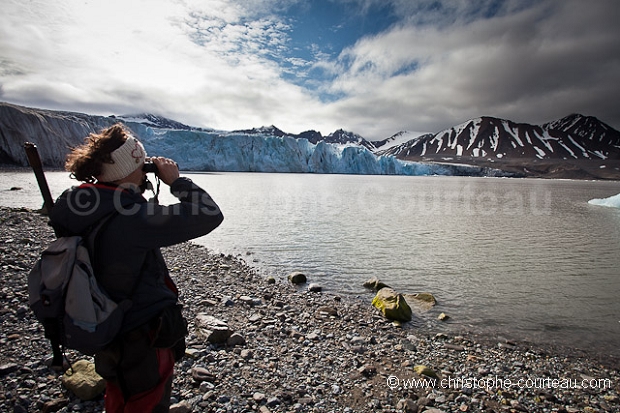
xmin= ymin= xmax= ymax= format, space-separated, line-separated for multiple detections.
xmin=130 ymin=125 xmax=456 ymax=175
xmin=588 ymin=193 xmax=620 ymax=209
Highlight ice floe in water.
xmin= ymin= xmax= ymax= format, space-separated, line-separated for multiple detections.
xmin=588 ymin=193 xmax=620 ymax=209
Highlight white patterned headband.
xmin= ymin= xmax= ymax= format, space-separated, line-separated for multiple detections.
xmin=97 ymin=135 xmax=146 ymax=182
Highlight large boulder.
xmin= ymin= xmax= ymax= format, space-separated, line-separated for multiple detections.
xmin=371 ymin=288 xmax=412 ymax=322
xmin=61 ymin=360 xmax=105 ymax=401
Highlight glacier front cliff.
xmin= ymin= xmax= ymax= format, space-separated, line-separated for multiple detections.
xmin=137 ymin=127 xmax=451 ymax=175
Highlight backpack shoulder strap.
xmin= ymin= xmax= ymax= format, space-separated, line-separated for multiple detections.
xmin=84 ymin=212 xmax=119 ymax=271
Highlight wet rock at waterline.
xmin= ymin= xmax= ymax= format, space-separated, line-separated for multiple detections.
xmin=362 ymin=276 xmax=391 ymax=291
xmin=371 ymin=288 xmax=413 ymax=322
xmin=287 ymin=271 xmax=307 ymax=284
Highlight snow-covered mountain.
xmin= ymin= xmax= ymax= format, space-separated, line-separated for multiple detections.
xmin=372 ymin=131 xmax=434 ymax=153
xmin=235 ymin=126 xmax=378 ymax=151
xmin=543 ymin=114 xmax=620 ymax=150
xmin=114 ymin=113 xmax=194 ymax=131
xmin=319 ymin=129 xmax=377 ymax=151
xmin=378 ymin=115 xmax=620 ymax=161
xmin=232 ymin=125 xmax=287 ymax=137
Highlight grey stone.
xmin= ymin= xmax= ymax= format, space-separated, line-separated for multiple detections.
xmin=195 ymin=313 xmax=233 ymax=344
xmin=227 ymin=332 xmax=246 ymax=346
xmin=169 ymin=400 xmax=193 ymax=413
xmin=307 ymin=283 xmax=322 ymax=292
xmin=362 ymin=277 xmax=390 ymax=291
xmin=191 ymin=366 xmax=216 ymax=383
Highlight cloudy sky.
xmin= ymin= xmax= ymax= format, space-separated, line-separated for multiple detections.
xmin=1 ymin=0 xmax=619 ymax=139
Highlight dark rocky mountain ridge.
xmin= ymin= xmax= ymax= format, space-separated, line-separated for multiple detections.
xmin=232 ymin=125 xmax=287 ymax=137
xmin=307 ymin=129 xmax=377 ymax=151
xmin=376 ymin=114 xmax=620 ymax=179
xmin=237 ymin=125 xmax=377 ymax=150
xmin=0 ymin=102 xmax=115 ymax=166
xmin=378 ymin=115 xmax=620 ymax=161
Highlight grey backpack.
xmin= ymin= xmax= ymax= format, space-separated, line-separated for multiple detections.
xmin=28 ymin=215 xmax=131 ymax=357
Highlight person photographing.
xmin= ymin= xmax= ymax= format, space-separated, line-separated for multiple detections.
xmin=49 ymin=123 xmax=223 ymax=412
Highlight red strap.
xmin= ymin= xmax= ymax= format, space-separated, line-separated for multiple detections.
xmin=164 ymin=274 xmax=178 ymax=296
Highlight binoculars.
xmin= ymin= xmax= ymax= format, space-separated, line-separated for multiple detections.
xmin=142 ymin=162 xmax=158 ymax=174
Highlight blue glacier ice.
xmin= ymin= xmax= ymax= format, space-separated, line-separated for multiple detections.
xmin=130 ymin=124 xmax=453 ymax=176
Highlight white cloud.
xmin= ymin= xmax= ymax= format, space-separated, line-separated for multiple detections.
xmin=0 ymin=0 xmax=338 ymax=133
xmin=322 ymin=0 xmax=620 ymax=138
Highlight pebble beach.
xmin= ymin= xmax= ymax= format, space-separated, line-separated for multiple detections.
xmin=1 ymin=206 xmax=619 ymax=413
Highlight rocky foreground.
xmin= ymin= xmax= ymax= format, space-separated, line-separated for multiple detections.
xmin=1 ymin=207 xmax=619 ymax=413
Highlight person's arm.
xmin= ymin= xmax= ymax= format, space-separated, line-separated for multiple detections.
xmin=123 ymin=157 xmax=224 ymax=249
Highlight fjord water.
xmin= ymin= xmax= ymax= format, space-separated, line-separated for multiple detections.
xmin=3 ymin=171 xmax=620 ymax=356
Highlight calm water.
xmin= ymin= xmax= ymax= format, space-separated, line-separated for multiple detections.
xmin=2 ymin=170 xmax=620 ymax=356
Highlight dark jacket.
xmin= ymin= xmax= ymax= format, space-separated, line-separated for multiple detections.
xmin=50 ymin=177 xmax=224 ymax=332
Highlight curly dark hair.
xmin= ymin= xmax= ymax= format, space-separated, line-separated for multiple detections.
xmin=65 ymin=123 xmax=132 ymax=182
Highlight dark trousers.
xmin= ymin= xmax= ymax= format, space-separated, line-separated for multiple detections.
xmin=95 ymin=327 xmax=176 ymax=413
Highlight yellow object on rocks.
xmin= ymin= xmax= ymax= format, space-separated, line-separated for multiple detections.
xmin=438 ymin=312 xmax=450 ymax=321
xmin=371 ymin=288 xmax=412 ymax=322
xmin=61 ymin=360 xmax=105 ymax=400
xmin=413 ymin=365 xmax=439 ymax=379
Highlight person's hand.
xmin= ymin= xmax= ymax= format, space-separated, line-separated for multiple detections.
xmin=152 ymin=157 xmax=180 ymax=186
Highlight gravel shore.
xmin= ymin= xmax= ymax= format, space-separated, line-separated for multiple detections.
xmin=1 ymin=206 xmax=619 ymax=413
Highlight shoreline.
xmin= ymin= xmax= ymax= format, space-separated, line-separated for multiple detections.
xmin=3 ymin=162 xmax=620 ymax=182
xmin=1 ymin=206 xmax=619 ymax=412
